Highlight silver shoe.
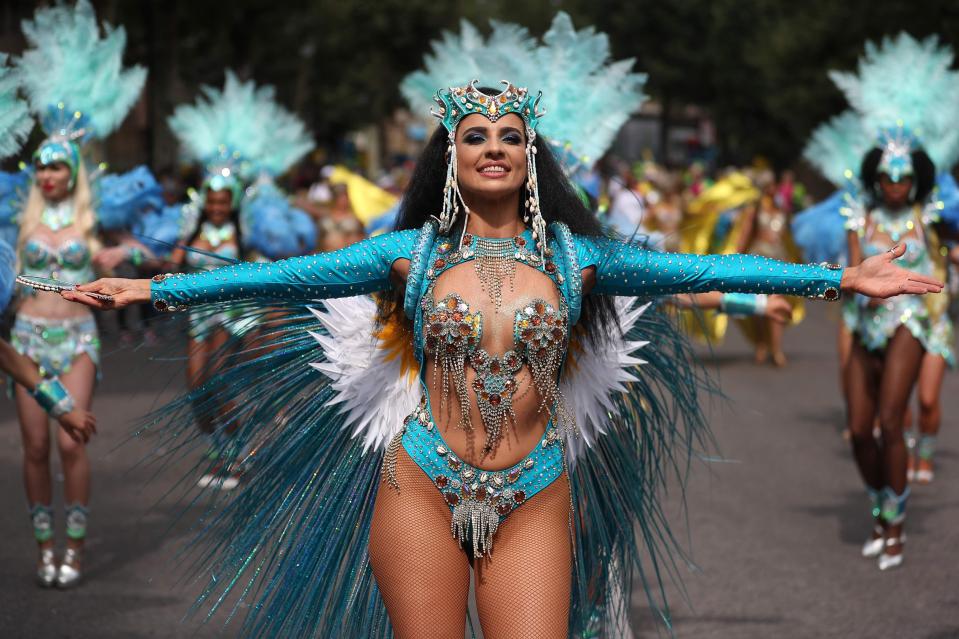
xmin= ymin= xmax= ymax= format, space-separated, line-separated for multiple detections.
xmin=861 ymin=525 xmax=884 ymax=558
xmin=56 ymin=548 xmax=82 ymax=588
xmin=878 ymin=535 xmax=906 ymax=571
xmin=37 ymin=548 xmax=57 ymax=588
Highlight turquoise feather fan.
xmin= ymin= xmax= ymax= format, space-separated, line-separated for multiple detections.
xmin=14 ymin=0 xmax=145 ymax=141
xmin=167 ymin=71 xmax=313 ymax=179
xmin=0 ymin=54 xmax=32 ymax=161
xmin=401 ymin=12 xmax=647 ymax=169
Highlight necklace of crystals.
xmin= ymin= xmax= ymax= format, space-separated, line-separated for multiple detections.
xmin=872 ymin=206 xmax=917 ymax=243
xmin=200 ymin=221 xmax=236 ymax=248
xmin=473 ymin=235 xmax=519 ymax=311
xmin=40 ymin=201 xmax=75 ymax=232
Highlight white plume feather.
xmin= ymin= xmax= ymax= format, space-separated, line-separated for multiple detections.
xmin=308 ymin=296 xmax=419 ymax=453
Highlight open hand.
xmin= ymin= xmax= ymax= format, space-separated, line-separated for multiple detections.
xmin=57 ymin=409 xmax=97 ymax=444
xmin=60 ymin=278 xmax=152 ymax=310
xmin=842 ymin=244 xmax=944 ymax=298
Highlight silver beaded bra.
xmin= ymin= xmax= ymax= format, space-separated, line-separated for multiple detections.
xmin=420 ymin=232 xmax=570 ymax=455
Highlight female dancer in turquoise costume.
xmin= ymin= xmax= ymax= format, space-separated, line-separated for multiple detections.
xmin=6 ymin=0 xmax=145 ymax=588
xmin=62 ymin=81 xmax=940 ymax=638
xmin=797 ymin=34 xmax=959 ymax=571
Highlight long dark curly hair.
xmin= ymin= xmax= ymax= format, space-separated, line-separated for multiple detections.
xmin=379 ymin=120 xmax=617 ymax=343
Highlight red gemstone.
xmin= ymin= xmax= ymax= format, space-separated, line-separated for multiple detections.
xmin=434 ymin=259 xmax=447 ymax=270
xmin=459 ymin=323 xmax=472 ymax=336
xmin=490 ymin=394 xmax=502 ymax=406
xmin=514 ymin=236 xmax=526 ymax=247
xmin=490 ymin=360 xmax=501 ymax=374
xmin=531 ymin=316 xmax=541 ymax=326
xmin=535 ymin=301 xmax=546 ymax=314
xmin=551 ymin=328 xmax=564 ymax=340
xmin=452 ymin=311 xmax=463 ymax=321
xmin=475 ymin=486 xmax=488 ymax=500
xmin=545 ymin=262 xmax=557 ymax=273
xmin=508 ymin=468 xmax=521 ymax=483
xmin=435 ymin=475 xmax=449 ymax=489
xmin=445 ymin=492 xmax=460 ymax=506
xmin=448 ymin=458 xmax=462 ymax=471
xmin=496 ymin=502 xmax=513 ymax=515
xmin=513 ymin=490 xmax=527 ymax=504
xmin=463 ymin=234 xmax=473 ymax=245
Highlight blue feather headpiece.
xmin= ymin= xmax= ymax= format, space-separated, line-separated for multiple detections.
xmin=14 ymin=0 xmax=145 ymax=183
xmin=432 ymin=80 xmax=544 ymax=134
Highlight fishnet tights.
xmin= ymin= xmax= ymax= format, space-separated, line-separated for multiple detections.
xmin=845 ymin=326 xmax=924 ymax=495
xmin=369 ymin=448 xmax=572 ymax=638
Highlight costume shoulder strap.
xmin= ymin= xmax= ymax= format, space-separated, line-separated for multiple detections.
xmin=548 ymin=221 xmax=584 ymax=324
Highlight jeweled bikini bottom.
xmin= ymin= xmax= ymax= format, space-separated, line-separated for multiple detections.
xmin=399 ymin=397 xmax=565 ymax=557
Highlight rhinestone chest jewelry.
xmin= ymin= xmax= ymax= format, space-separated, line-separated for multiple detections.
xmin=471 ymin=233 xmax=526 ymax=311
xmin=420 ymin=233 xmax=575 ymax=454
xmin=40 ymin=201 xmax=75 ymax=232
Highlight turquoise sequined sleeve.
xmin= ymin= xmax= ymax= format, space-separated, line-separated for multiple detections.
xmin=151 ymin=230 xmax=418 ymax=311
xmin=575 ymin=235 xmax=842 ymax=300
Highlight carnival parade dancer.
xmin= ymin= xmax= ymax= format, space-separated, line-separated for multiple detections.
xmin=47 ymin=66 xmax=942 ymax=638
xmin=161 ymin=71 xmax=315 ymax=488
xmin=800 ymin=33 xmax=959 ymax=570
xmin=4 ymin=0 xmax=146 ymax=587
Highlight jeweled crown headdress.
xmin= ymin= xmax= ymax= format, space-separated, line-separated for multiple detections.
xmin=876 ymin=123 xmax=919 ymax=182
xmin=432 ymin=80 xmax=544 ymax=133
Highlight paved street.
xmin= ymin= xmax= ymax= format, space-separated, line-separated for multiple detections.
xmin=2 ymin=304 xmax=957 ymax=638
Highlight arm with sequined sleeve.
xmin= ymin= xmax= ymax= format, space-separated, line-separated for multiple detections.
xmin=150 ymin=230 xmax=418 ymax=311
xmin=575 ymin=235 xmax=844 ymax=300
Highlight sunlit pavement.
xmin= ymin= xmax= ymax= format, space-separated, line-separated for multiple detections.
xmin=2 ymin=304 xmax=957 ymax=638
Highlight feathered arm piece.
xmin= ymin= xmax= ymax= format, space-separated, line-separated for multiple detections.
xmin=168 ymin=71 xmax=313 ymax=179
xmin=14 ymin=0 xmax=145 ymax=141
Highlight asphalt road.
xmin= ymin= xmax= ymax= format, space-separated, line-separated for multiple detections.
xmin=1 ymin=304 xmax=957 ymax=638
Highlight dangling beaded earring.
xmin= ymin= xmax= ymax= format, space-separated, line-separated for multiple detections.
xmin=525 ymin=128 xmax=547 ymax=263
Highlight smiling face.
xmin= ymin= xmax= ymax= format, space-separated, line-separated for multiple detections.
xmin=454 ymin=113 xmax=528 ymax=205
xmin=878 ymin=173 xmax=912 ymax=209
xmin=35 ymin=162 xmax=73 ymax=203
xmin=203 ymin=189 xmax=234 ymax=225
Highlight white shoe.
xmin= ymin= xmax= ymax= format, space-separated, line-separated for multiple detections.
xmin=861 ymin=526 xmax=884 ymax=558
xmin=878 ymin=535 xmax=906 ymax=571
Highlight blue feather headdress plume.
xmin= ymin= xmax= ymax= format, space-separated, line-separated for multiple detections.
xmin=401 ymin=12 xmax=647 ymax=170
xmin=168 ymin=71 xmax=313 ymax=183
xmin=828 ymin=33 xmax=959 ymax=173
xmin=0 ymin=54 xmax=32 ymax=161
xmin=14 ymin=0 xmax=145 ymax=153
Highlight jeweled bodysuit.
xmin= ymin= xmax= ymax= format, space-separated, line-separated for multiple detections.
xmin=151 ymin=221 xmax=843 ymax=557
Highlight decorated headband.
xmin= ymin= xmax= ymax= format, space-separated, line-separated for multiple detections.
xmin=876 ymin=124 xmax=919 ymax=183
xmin=432 ymin=80 xmax=544 ymax=134
xmin=32 ymin=104 xmax=89 ymax=186
xmin=201 ymin=150 xmax=246 ymax=210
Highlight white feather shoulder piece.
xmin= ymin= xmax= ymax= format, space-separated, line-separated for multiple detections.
xmin=561 ymin=297 xmax=649 ymax=463
xmin=308 ymin=296 xmax=419 ymax=453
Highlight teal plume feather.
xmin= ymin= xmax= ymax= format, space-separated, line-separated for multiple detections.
xmin=14 ymin=0 xmax=145 ymax=140
xmin=829 ymin=33 xmax=959 ymax=170
xmin=168 ymin=71 xmax=313 ymax=178
xmin=401 ymin=12 xmax=646 ymax=169
xmin=0 ymin=54 xmax=32 ymax=160
xmin=802 ymin=110 xmax=871 ymax=186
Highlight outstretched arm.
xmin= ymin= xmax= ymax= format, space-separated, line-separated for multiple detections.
xmin=61 ymin=230 xmax=418 ymax=311
xmin=578 ymin=236 xmax=941 ymax=300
